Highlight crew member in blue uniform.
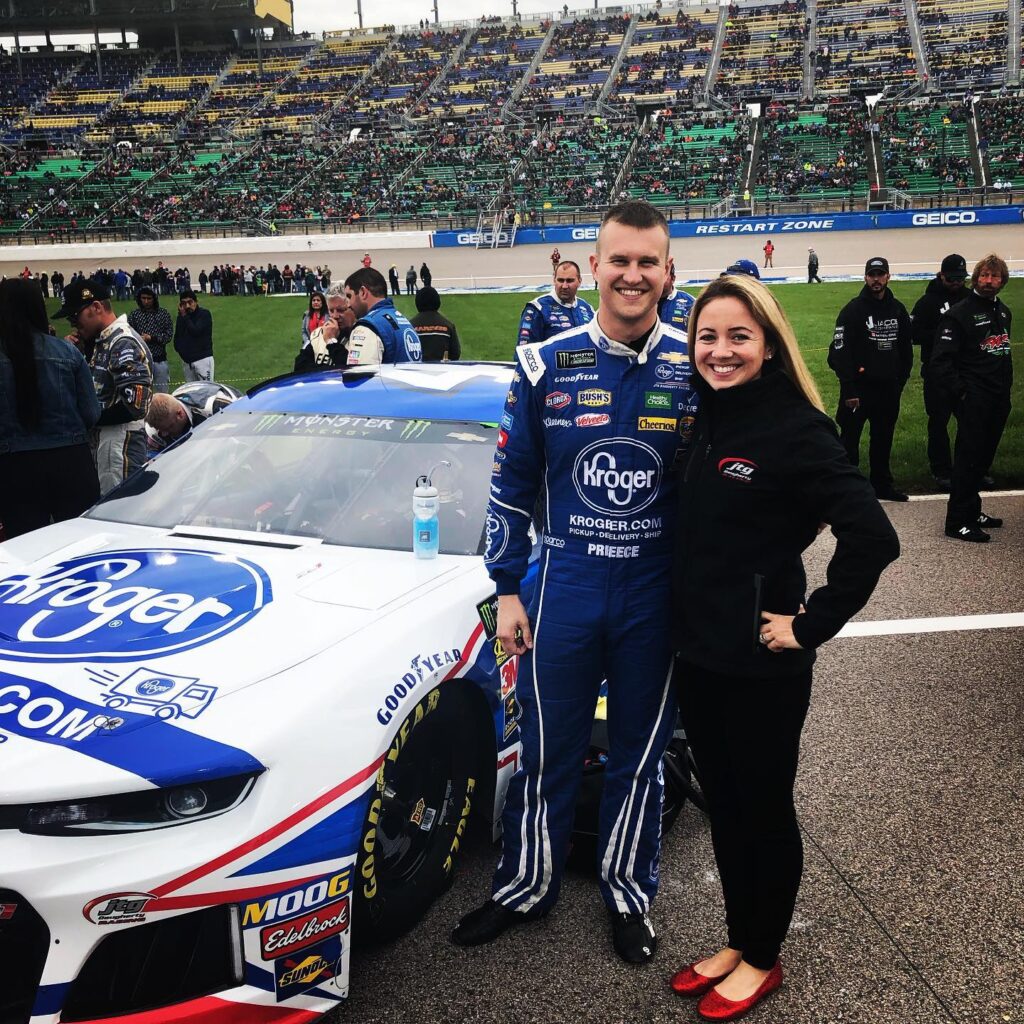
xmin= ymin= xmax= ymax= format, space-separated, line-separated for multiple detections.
xmin=658 ymin=260 xmax=695 ymax=332
xmin=344 ymin=267 xmax=422 ymax=365
xmin=454 ymin=201 xmax=696 ymax=965
xmin=517 ymin=260 xmax=594 ymax=346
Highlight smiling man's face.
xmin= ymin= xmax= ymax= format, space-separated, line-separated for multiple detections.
xmin=590 ymin=220 xmax=669 ymax=341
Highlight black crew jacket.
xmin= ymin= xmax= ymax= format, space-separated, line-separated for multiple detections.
xmin=909 ymin=275 xmax=970 ymax=373
xmin=930 ymin=290 xmax=1013 ymax=401
xmin=827 ymin=285 xmax=913 ymax=397
xmin=673 ymin=366 xmax=900 ymax=678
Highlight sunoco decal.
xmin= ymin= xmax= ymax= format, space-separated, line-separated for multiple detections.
xmin=273 ymin=935 xmax=342 ymax=1001
xmin=0 ymin=550 xmax=271 ymax=661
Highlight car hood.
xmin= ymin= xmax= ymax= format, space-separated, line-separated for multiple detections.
xmin=0 ymin=519 xmax=474 ymax=802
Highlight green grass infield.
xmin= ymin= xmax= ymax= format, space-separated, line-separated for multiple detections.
xmin=48 ymin=280 xmax=1023 ymax=492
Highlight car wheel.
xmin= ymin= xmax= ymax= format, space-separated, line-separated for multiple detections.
xmin=354 ymin=684 xmax=477 ymax=943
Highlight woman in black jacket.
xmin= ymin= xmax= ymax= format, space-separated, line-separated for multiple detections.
xmin=668 ymin=275 xmax=900 ymax=1021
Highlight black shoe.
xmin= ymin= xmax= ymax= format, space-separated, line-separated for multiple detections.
xmin=932 ymin=475 xmax=951 ymax=492
xmin=451 ymin=900 xmax=541 ymax=947
xmin=977 ymin=513 xmax=1003 ymax=528
xmin=945 ymin=525 xmax=990 ymax=543
xmin=610 ymin=911 xmax=657 ymax=964
xmin=981 ymin=475 xmax=996 ymax=489
xmin=874 ymin=487 xmax=909 ymax=502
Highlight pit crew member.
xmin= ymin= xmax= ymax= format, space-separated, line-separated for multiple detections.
xmin=931 ymin=253 xmax=1013 ymax=542
xmin=56 ymin=276 xmax=153 ymax=494
xmin=453 ymin=201 xmax=696 ymax=966
xmin=827 ymin=256 xmax=912 ymax=502
xmin=517 ymin=260 xmax=594 ymax=347
xmin=658 ymin=259 xmax=695 ymax=332
xmin=344 ymin=267 xmax=422 ymax=365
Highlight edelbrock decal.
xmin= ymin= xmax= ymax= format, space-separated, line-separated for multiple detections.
xmin=0 ymin=550 xmax=271 ymax=661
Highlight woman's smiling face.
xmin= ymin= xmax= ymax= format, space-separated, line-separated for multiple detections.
xmin=693 ymin=295 xmax=771 ymax=390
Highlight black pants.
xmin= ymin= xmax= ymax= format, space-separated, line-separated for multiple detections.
xmin=921 ymin=363 xmax=954 ymax=478
xmin=0 ymin=444 xmax=99 ymax=539
xmin=807 ymin=269 xmax=821 ymax=283
xmin=675 ymin=660 xmax=812 ymax=970
xmin=946 ymin=391 xmax=1010 ymax=529
xmin=835 ymin=380 xmax=902 ymax=490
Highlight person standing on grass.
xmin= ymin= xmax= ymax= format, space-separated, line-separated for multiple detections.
xmin=807 ymin=248 xmax=821 ymax=284
xmin=827 ymin=257 xmax=912 ymax=503
xmin=173 ymin=289 xmax=215 ymax=383
xmin=406 ymin=265 xmax=418 ymax=295
xmin=0 ymin=278 xmax=100 ymax=536
xmin=668 ymin=273 xmax=899 ymax=1020
xmin=388 ymin=265 xmax=401 ymax=296
xmin=517 ymin=260 xmax=594 ymax=347
xmin=128 ymin=286 xmax=173 ymax=394
xmin=931 ymin=253 xmax=1013 ymax=544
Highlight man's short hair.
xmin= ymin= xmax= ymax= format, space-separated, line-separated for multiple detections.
xmin=325 ymin=282 xmax=348 ymax=299
xmin=179 ymin=288 xmax=197 ymax=302
xmin=146 ymin=392 xmax=183 ymax=432
xmin=554 ymin=260 xmax=582 ymax=279
xmin=345 ymin=267 xmax=387 ymax=297
xmin=599 ymin=200 xmax=669 ymax=237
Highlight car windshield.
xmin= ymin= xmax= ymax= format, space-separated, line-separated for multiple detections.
xmin=86 ymin=411 xmax=498 ymax=555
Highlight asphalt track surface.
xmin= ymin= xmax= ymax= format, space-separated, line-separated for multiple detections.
xmin=5 ymin=223 xmax=1022 ymax=288
xmin=336 ymin=492 xmax=1024 ymax=1024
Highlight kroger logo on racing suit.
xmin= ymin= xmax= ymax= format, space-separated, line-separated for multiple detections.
xmin=0 ymin=549 xmax=272 ymax=661
xmin=572 ymin=439 xmax=663 ymax=516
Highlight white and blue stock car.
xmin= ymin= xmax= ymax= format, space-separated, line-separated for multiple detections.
xmin=0 ymin=363 xmax=535 ymax=1024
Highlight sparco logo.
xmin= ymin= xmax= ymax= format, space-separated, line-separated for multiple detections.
xmin=572 ymin=438 xmax=663 ymax=515
xmin=0 ymin=550 xmax=271 ymax=661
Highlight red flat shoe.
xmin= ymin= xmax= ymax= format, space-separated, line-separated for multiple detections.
xmin=697 ymin=961 xmax=783 ymax=1021
xmin=669 ymin=961 xmax=730 ymax=997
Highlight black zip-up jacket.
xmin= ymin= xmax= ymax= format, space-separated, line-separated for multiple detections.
xmin=673 ymin=367 xmax=900 ymax=678
xmin=827 ymin=285 xmax=913 ymax=397
xmin=930 ymin=290 xmax=1013 ymax=401
xmin=909 ymin=275 xmax=970 ymax=373
xmin=173 ymin=306 xmax=214 ymax=363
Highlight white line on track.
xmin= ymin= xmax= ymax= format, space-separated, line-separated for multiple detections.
xmin=839 ymin=612 xmax=1024 ymax=637
xmin=905 ymin=490 xmax=1024 ymax=502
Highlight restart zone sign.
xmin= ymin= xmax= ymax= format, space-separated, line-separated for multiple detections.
xmin=430 ymin=206 xmax=1023 ymax=247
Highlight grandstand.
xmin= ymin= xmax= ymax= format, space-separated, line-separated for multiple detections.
xmin=0 ymin=0 xmax=1020 ymax=242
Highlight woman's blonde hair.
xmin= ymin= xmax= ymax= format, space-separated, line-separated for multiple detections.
xmin=689 ymin=275 xmax=824 ymax=412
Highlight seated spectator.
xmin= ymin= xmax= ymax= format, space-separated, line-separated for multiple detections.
xmin=411 ymin=287 xmax=462 ymax=362
xmin=302 ymin=291 xmax=328 ymax=350
xmin=145 ymin=381 xmax=242 ymax=454
xmin=0 ymin=278 xmax=101 ymax=537
xmin=294 ymin=286 xmax=355 ymax=373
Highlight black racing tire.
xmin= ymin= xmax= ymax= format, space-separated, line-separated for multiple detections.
xmin=354 ymin=683 xmax=477 ymax=944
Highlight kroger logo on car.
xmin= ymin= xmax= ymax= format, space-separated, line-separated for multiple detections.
xmin=572 ymin=439 xmax=663 ymax=515
xmin=0 ymin=549 xmax=272 ymax=661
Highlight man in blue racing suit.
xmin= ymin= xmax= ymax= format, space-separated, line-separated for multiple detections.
xmin=658 ymin=260 xmax=694 ymax=332
xmin=517 ymin=260 xmax=594 ymax=346
xmin=344 ymin=267 xmax=422 ymax=365
xmin=453 ymin=201 xmax=697 ymax=964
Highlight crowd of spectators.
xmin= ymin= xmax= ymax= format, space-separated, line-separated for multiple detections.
xmin=877 ymin=101 xmax=974 ymax=193
xmin=976 ymin=96 xmax=1024 ymax=188
xmin=813 ymin=1 xmax=915 ymax=94
xmin=717 ymin=0 xmax=807 ymax=99
xmin=916 ymin=0 xmax=1008 ymax=91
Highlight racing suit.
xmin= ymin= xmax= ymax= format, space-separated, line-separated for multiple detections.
xmin=517 ymin=290 xmax=595 ymax=347
xmin=910 ymin=275 xmax=971 ymax=478
xmin=90 ymin=315 xmax=153 ymax=493
xmin=931 ymin=291 xmax=1013 ymax=531
xmin=485 ymin=317 xmax=697 ymax=916
xmin=827 ymin=286 xmax=912 ymax=491
xmin=658 ymin=287 xmax=695 ymax=333
xmin=346 ymin=297 xmax=422 ymax=366
xmin=146 ymin=381 xmax=241 ymax=455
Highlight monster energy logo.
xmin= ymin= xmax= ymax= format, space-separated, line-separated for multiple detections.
xmin=254 ymin=414 xmax=284 ymax=433
xmin=400 ymin=420 xmax=431 ymax=440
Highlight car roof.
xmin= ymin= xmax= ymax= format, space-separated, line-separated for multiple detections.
xmin=239 ymin=362 xmax=514 ymax=423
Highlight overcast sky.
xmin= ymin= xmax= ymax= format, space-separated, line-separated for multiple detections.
xmin=293 ymin=0 xmax=602 ymax=34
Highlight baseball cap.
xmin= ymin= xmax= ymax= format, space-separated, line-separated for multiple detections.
xmin=722 ymin=259 xmax=761 ymax=279
xmin=54 ymin=276 xmax=110 ymax=319
xmin=865 ymin=257 xmax=889 ymax=275
xmin=940 ymin=253 xmax=967 ymax=280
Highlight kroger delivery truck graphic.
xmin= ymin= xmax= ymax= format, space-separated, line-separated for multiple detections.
xmin=101 ymin=668 xmax=217 ymax=720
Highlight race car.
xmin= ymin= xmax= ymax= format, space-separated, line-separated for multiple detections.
xmin=0 ymin=362 xmax=693 ymax=1024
